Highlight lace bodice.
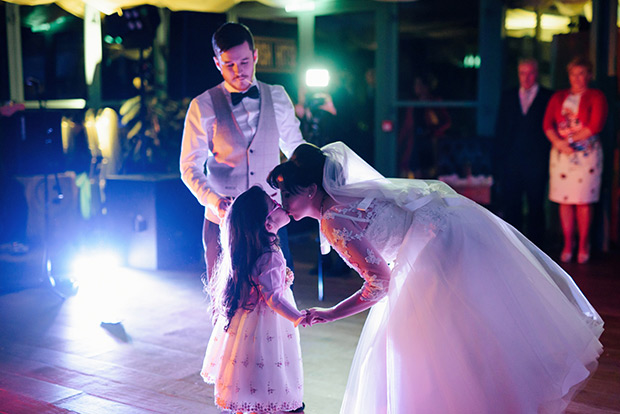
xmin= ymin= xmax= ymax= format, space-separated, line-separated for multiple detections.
xmin=326 ymin=200 xmax=413 ymax=262
xmin=320 ymin=199 xmax=413 ymax=301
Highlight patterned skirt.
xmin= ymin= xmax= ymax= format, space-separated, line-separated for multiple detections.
xmin=201 ymin=290 xmax=303 ymax=414
xmin=549 ymin=137 xmax=602 ymax=204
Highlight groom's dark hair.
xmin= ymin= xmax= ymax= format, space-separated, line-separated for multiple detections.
xmin=212 ymin=22 xmax=255 ymax=56
xmin=268 ymin=143 xmax=326 ymax=195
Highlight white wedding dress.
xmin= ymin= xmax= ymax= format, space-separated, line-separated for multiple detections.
xmin=318 ymin=142 xmax=603 ymax=414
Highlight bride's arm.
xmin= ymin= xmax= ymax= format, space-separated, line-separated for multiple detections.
xmin=308 ymin=290 xmax=378 ymax=324
xmin=309 ymin=212 xmax=392 ymax=324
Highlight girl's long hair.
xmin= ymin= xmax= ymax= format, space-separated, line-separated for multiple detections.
xmin=209 ymin=186 xmax=279 ymax=330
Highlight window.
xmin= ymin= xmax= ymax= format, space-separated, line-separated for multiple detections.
xmin=20 ymin=4 xmax=85 ymax=100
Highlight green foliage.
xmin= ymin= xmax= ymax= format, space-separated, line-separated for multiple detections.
xmin=119 ymin=88 xmax=189 ymax=174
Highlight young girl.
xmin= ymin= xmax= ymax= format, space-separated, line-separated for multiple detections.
xmin=201 ymin=186 xmax=306 ymax=414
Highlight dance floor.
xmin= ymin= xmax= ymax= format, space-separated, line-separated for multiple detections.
xmin=0 ymin=231 xmax=619 ymax=414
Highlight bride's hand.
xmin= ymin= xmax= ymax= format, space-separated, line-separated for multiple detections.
xmin=303 ymin=307 xmax=333 ymax=326
xmin=299 ymin=309 xmax=316 ymax=327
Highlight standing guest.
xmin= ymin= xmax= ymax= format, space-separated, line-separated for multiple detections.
xmin=494 ymin=59 xmax=553 ymax=247
xmin=270 ymin=142 xmax=603 ymax=414
xmin=398 ymin=74 xmax=451 ymax=179
xmin=202 ymin=186 xmax=305 ymax=414
xmin=180 ymin=22 xmax=305 ymax=280
xmin=543 ymin=56 xmax=608 ymax=264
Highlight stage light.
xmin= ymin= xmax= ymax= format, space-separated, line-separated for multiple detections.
xmin=70 ymin=249 xmax=124 ymax=324
xmin=71 ymin=250 xmax=121 ymax=279
xmin=305 ymin=68 xmax=330 ymax=88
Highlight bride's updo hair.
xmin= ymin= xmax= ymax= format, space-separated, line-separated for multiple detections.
xmin=268 ymin=143 xmax=326 ymax=194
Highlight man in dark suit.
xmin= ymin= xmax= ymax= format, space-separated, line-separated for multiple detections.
xmin=494 ymin=58 xmax=553 ymax=247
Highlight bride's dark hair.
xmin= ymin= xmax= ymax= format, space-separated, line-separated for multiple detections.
xmin=209 ymin=186 xmax=279 ymax=330
xmin=267 ymin=143 xmax=326 ymax=194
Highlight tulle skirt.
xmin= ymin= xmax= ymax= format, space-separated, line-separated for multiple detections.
xmin=340 ymin=198 xmax=603 ymax=414
xmin=202 ymin=289 xmax=303 ymax=414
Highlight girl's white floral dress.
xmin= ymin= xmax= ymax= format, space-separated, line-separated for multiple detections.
xmin=202 ymin=249 xmax=303 ymax=414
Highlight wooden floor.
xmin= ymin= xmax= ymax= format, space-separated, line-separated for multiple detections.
xmin=0 ymin=232 xmax=619 ymax=414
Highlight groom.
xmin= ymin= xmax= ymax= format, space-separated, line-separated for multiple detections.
xmin=180 ymin=22 xmax=304 ymax=280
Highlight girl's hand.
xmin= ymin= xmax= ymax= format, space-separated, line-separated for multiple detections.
xmin=299 ymin=312 xmax=311 ymax=327
xmin=302 ymin=307 xmax=332 ymax=326
xmin=299 ymin=309 xmax=318 ymax=327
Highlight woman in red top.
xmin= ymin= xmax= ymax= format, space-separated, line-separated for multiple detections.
xmin=543 ymin=56 xmax=608 ymax=264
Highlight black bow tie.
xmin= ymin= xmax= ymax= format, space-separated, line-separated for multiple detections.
xmin=231 ymin=86 xmax=259 ymax=105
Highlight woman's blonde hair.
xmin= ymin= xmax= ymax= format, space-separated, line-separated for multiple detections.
xmin=567 ymin=56 xmax=593 ymax=74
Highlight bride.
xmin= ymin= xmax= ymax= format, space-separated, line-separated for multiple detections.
xmin=267 ymin=142 xmax=603 ymax=414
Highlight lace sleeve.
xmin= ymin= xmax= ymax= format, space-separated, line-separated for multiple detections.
xmin=321 ymin=208 xmax=391 ymax=302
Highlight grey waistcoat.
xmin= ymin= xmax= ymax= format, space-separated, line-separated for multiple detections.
xmin=205 ymin=81 xmax=279 ymax=222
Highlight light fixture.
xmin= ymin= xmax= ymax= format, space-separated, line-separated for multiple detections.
xmin=285 ymin=1 xmax=316 ymax=12
xmin=505 ymin=9 xmax=571 ymax=31
xmin=23 ymin=99 xmax=86 ymax=109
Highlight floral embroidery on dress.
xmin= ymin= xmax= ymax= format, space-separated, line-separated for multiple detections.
xmin=323 ymin=204 xmax=364 ymax=220
xmin=331 ymin=226 xmax=363 ymax=248
xmin=360 ymin=272 xmax=389 ymax=301
xmin=365 ymin=248 xmax=381 ymax=265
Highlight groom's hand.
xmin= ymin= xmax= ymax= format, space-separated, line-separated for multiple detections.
xmin=217 ymin=197 xmax=233 ymax=218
